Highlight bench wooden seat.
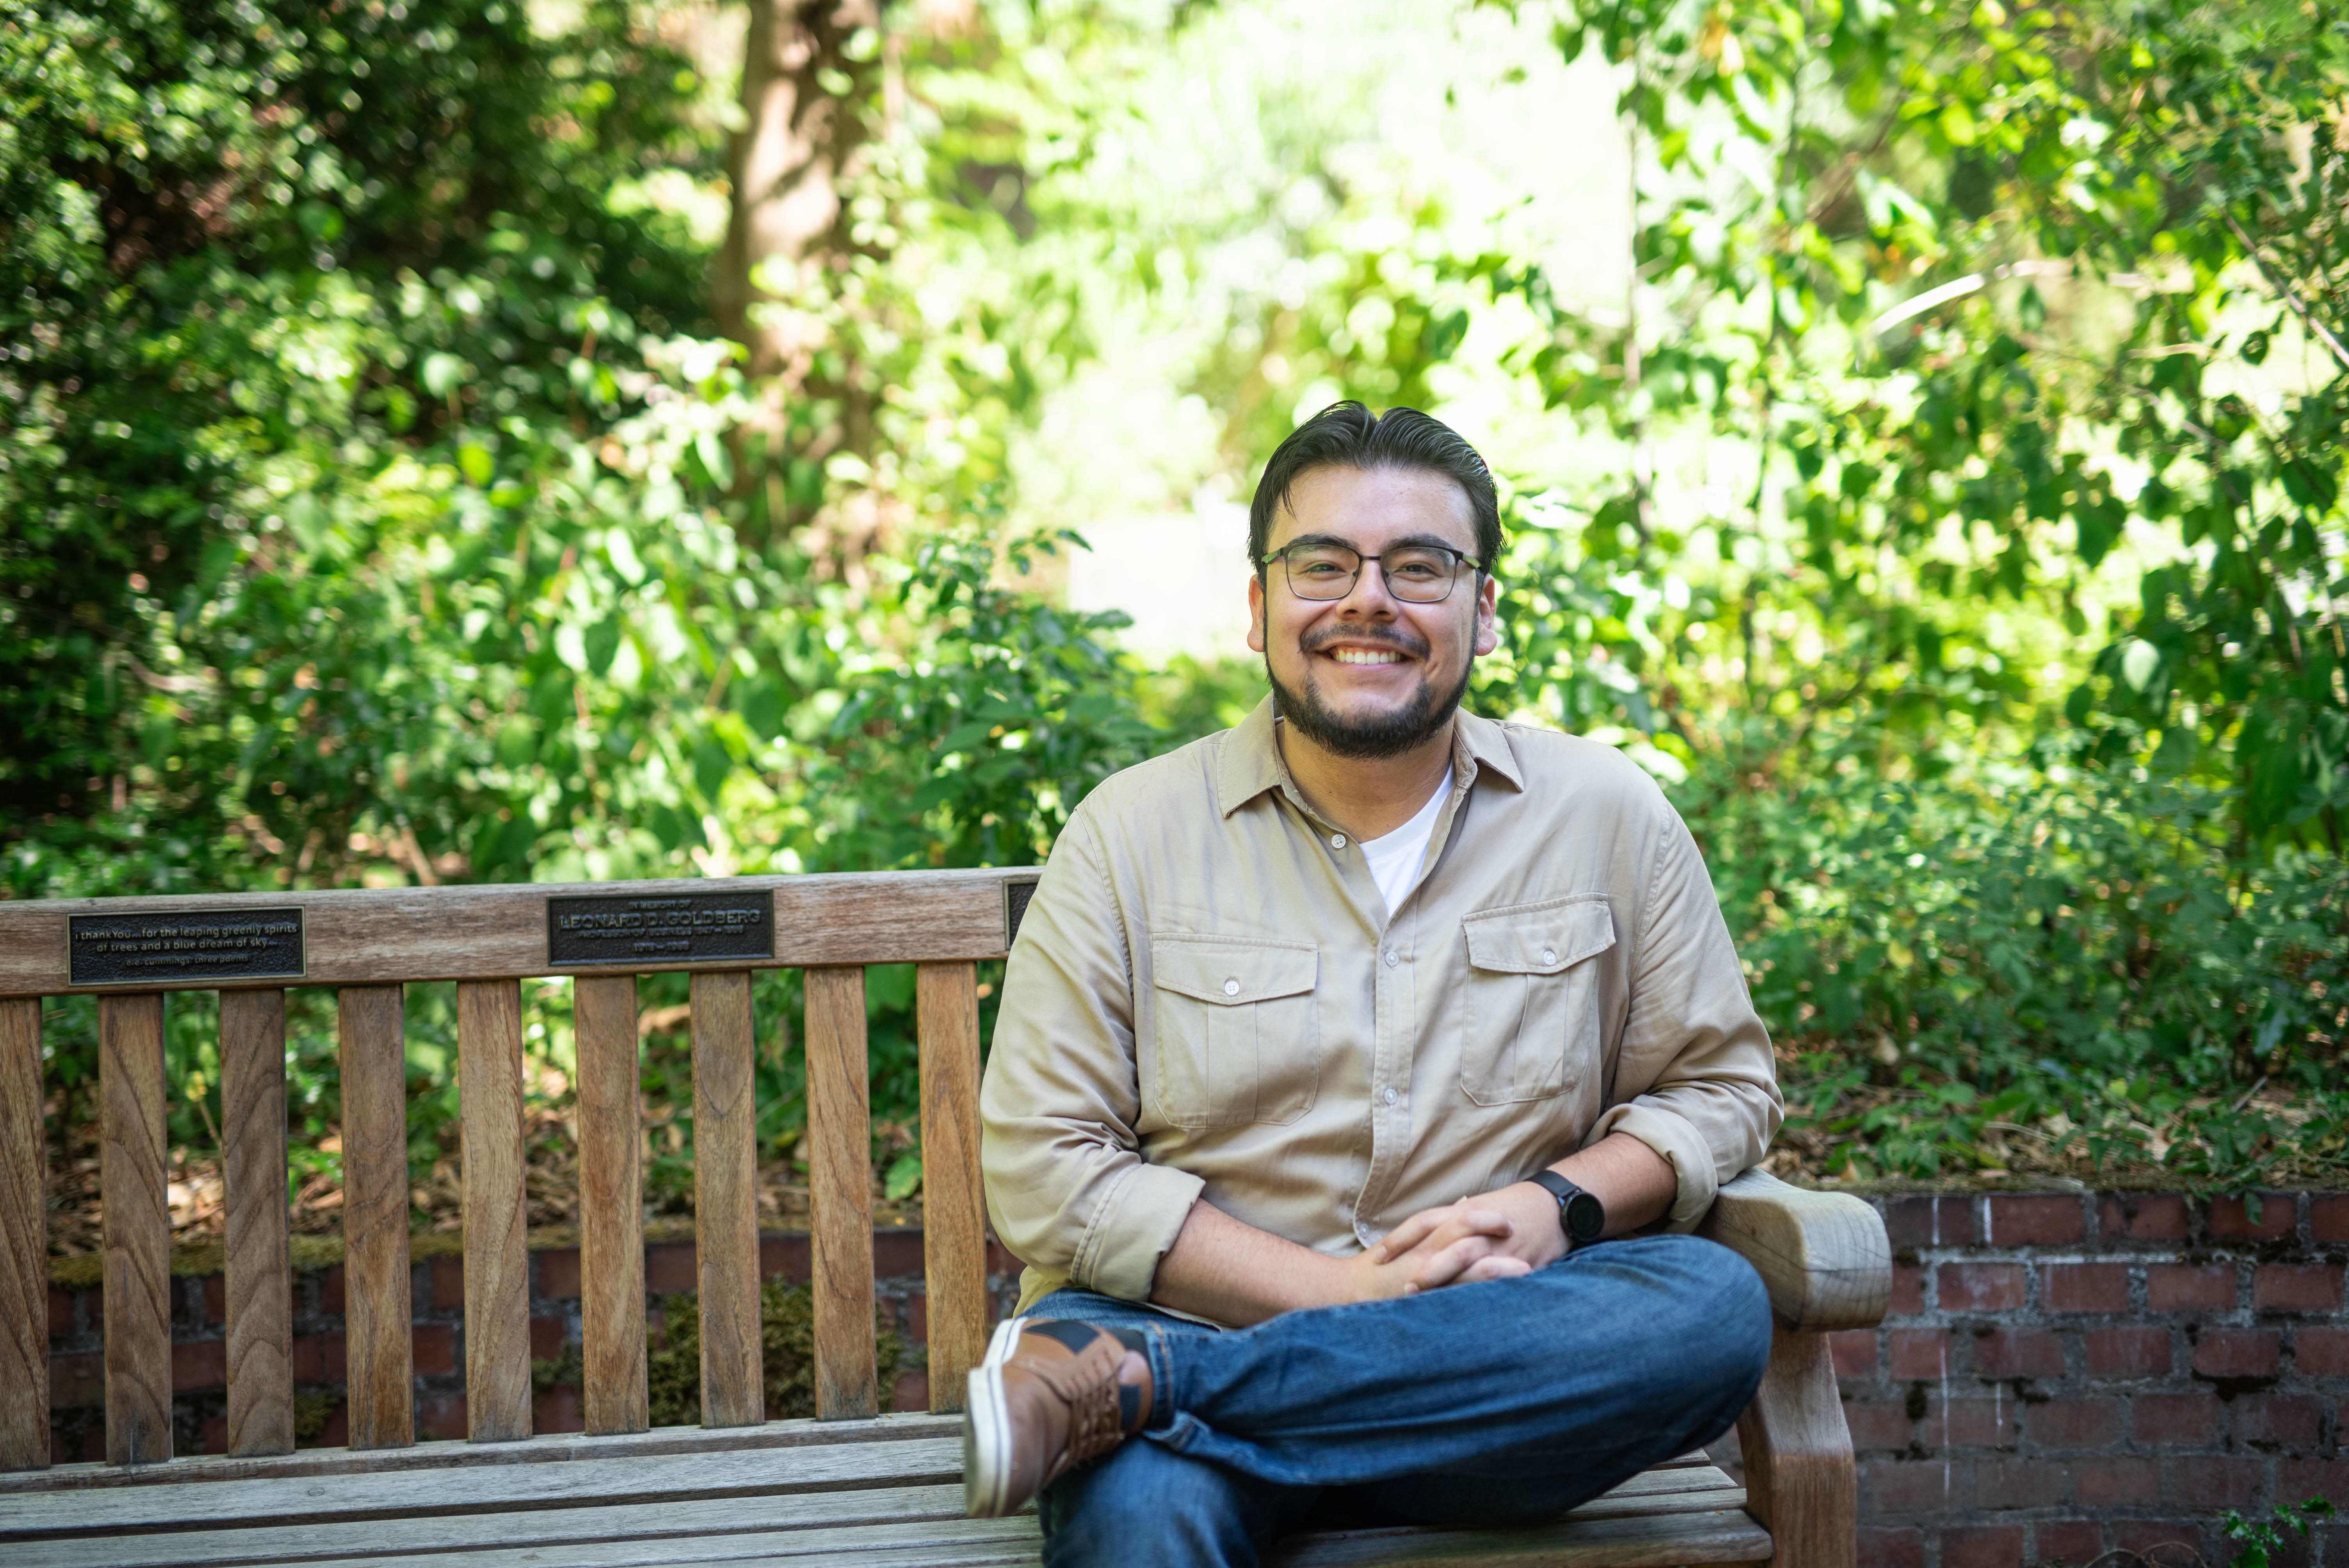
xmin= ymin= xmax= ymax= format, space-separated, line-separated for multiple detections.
xmin=0 ymin=1416 xmax=1764 ymax=1567
xmin=0 ymin=870 xmax=1889 ymax=1566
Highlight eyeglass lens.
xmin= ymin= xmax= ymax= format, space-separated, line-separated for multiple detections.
xmin=1282 ymin=545 xmax=1465 ymax=602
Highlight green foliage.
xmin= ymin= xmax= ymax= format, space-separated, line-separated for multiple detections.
xmin=291 ymin=1391 xmax=336 ymax=1449
xmin=13 ymin=0 xmax=2349 ymax=1201
xmin=1523 ymin=0 xmax=2349 ymax=843
xmin=2224 ymin=1497 xmax=2337 ymax=1568
xmin=811 ymin=522 xmax=1161 ymax=873
xmin=644 ymin=1283 xmax=906 ymax=1426
xmin=1418 ymin=0 xmax=2349 ymax=1183
xmin=2 ymin=0 xmax=1169 ymax=1184
xmin=1698 ymin=743 xmax=2349 ymax=1183
xmin=0 ymin=0 xmax=708 ymax=834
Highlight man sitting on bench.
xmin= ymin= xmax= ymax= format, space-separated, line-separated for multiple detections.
xmin=966 ymin=402 xmax=1781 ymax=1566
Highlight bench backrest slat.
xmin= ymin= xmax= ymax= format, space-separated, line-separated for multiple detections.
xmin=221 ymin=989 xmax=293 ymax=1458
xmin=341 ymin=985 xmax=414 ymax=1451
xmin=916 ymin=963 xmax=987 ymax=1414
xmin=0 ymin=867 xmax=1034 ymax=1472
xmin=690 ymin=971 xmax=765 ymax=1429
xmin=100 ymin=994 xmax=173 ymax=1466
xmin=0 ymin=870 xmax=1023 ymax=996
xmin=575 ymin=975 xmax=647 ymax=1436
xmin=1 ymin=998 xmax=48 ymax=1469
xmin=460 ymin=980 xmax=533 ymax=1444
xmin=806 ymin=967 xmax=877 ymax=1420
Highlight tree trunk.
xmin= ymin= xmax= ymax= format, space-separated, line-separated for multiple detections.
xmin=716 ymin=0 xmax=879 ymax=388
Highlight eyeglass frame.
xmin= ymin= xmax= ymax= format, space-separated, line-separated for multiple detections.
xmin=1253 ymin=536 xmax=1489 ymax=604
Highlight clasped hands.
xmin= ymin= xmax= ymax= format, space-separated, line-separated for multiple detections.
xmin=1338 ymin=1180 xmax=1566 ymax=1303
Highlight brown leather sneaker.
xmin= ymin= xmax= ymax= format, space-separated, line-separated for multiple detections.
xmin=963 ymin=1317 xmax=1154 ymax=1518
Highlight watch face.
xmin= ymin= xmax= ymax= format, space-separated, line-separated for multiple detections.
xmin=1563 ymin=1191 xmax=1606 ymax=1242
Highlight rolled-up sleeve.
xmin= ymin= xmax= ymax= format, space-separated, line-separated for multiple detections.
xmin=1586 ymin=801 xmax=1784 ymax=1228
xmin=980 ymin=807 xmax=1203 ymax=1302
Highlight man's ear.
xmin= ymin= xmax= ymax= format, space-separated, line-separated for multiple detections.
xmin=1246 ymin=572 xmax=1267 ymax=654
xmin=1472 ymin=572 xmax=1500 ymax=657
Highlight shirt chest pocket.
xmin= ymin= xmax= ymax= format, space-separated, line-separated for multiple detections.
xmin=1147 ymin=936 xmax=1320 ymax=1130
xmin=1458 ymin=895 xmax=1616 ymax=1107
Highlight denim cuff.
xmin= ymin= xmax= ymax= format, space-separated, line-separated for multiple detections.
xmin=1141 ymin=1323 xmax=1180 ymax=1431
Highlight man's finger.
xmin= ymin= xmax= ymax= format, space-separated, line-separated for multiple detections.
xmin=1376 ymin=1204 xmax=1463 ymax=1259
xmin=1408 ymin=1233 xmax=1502 ymax=1292
xmin=1396 ymin=1210 xmax=1512 ymax=1264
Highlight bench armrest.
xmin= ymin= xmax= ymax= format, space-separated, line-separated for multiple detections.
xmin=1695 ymin=1168 xmax=1891 ymax=1333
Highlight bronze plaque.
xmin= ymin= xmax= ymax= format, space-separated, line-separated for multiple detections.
xmin=546 ymin=890 xmax=773 ymax=967
xmin=70 ymin=907 xmax=305 ymax=987
xmin=1003 ymin=874 xmax=1041 ymax=950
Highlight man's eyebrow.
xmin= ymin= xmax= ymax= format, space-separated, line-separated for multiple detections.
xmin=1276 ymin=531 xmax=1475 ymax=555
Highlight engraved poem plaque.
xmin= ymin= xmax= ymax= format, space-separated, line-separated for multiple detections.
xmin=545 ymin=890 xmax=773 ymax=967
xmin=70 ymin=907 xmax=306 ymax=987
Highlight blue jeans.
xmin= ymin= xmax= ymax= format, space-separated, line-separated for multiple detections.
xmin=1030 ymin=1233 xmax=1772 ymax=1568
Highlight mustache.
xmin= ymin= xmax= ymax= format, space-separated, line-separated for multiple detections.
xmin=1299 ymin=624 xmax=1428 ymax=659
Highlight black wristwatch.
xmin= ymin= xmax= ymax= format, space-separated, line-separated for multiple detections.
xmin=1527 ymin=1170 xmax=1606 ymax=1251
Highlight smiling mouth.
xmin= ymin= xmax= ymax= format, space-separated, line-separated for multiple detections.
xmin=1328 ymin=648 xmax=1406 ymax=666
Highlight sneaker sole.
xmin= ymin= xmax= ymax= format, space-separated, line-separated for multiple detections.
xmin=962 ymin=1317 xmax=1028 ymax=1518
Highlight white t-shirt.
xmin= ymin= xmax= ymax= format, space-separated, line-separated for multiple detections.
xmin=1358 ymin=767 xmax=1452 ymax=916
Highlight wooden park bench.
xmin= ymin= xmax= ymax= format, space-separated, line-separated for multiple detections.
xmin=0 ymin=870 xmax=1890 ymax=1566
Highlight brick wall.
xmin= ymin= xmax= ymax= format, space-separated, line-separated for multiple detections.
xmin=1721 ymin=1188 xmax=2349 ymax=1568
xmin=44 ymin=1228 xmax=1025 ymax=1464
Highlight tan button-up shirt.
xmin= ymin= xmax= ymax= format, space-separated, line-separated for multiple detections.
xmin=980 ymin=698 xmax=1781 ymax=1319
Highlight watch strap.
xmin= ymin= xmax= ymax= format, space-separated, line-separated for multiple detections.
xmin=1527 ymin=1169 xmax=1606 ymax=1247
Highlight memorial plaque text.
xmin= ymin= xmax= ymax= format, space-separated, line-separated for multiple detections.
xmin=70 ymin=907 xmax=306 ymax=987
xmin=546 ymin=891 xmax=773 ymax=967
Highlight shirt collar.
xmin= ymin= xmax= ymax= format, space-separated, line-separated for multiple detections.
xmin=1215 ymin=693 xmax=1527 ymax=819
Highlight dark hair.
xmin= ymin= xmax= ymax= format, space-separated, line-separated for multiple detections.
xmin=1248 ymin=401 xmax=1501 ymax=574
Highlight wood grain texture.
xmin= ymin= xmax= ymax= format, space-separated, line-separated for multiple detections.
xmin=1733 ymin=1323 xmax=1855 ymax=1568
xmin=15 ymin=1482 xmax=1009 ymax=1567
xmin=15 ymin=1516 xmax=1047 ymax=1568
xmin=220 ymin=990 xmax=293 ymax=1459
xmin=0 ymin=1438 xmax=970 ymax=1538
xmin=0 ymin=1412 xmax=961 ymax=1496
xmin=337 ymin=986 xmax=413 ymax=1451
xmin=1269 ymin=1509 xmax=1773 ymax=1568
xmin=805 ymin=966 xmax=876 ymax=1422
xmin=100 ymin=994 xmax=173 ymax=1466
xmin=1697 ymin=1168 xmax=1891 ymax=1332
xmin=0 ymin=998 xmax=46 ymax=1471
xmin=0 ymin=1447 xmax=1751 ymax=1568
xmin=690 ymin=971 xmax=761 ymax=1429
xmin=0 ymin=869 xmax=1033 ymax=998
xmin=914 ymin=964 xmax=985 ymax=1415
xmin=458 ymin=980 xmax=531 ymax=1443
xmin=574 ymin=974 xmax=646 ymax=1436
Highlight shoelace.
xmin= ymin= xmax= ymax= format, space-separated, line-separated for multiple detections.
xmin=1024 ymin=1335 xmax=1129 ymax=1478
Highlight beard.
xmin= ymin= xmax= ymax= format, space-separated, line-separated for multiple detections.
xmin=1267 ymin=629 xmax=1474 ymax=760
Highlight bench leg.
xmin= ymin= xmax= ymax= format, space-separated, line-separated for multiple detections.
xmin=1736 ymin=1323 xmax=1856 ymax=1568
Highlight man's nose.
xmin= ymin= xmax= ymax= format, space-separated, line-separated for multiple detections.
xmin=1333 ymin=559 xmax=1401 ymax=616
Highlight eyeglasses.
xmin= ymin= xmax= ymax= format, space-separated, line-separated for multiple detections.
xmin=1256 ymin=541 xmax=1484 ymax=604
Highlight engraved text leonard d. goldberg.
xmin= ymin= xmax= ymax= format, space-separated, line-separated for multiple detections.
xmin=545 ymin=893 xmax=772 ymax=965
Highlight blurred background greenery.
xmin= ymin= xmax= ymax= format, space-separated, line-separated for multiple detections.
xmin=7 ymin=0 xmax=2348 ymax=1243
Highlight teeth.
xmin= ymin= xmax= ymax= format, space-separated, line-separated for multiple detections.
xmin=1331 ymin=649 xmax=1402 ymax=665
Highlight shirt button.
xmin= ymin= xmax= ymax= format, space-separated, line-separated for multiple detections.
xmin=1383 ymin=950 xmax=1399 ymax=968
xmin=1383 ymin=1086 xmax=1399 ymax=1105
xmin=1222 ymin=978 xmax=1240 ymax=996
xmin=1541 ymin=948 xmax=1558 ymax=965
xmin=1330 ymin=832 xmax=1347 ymax=849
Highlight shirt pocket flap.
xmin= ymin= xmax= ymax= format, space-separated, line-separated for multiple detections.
xmin=1462 ymin=896 xmax=1616 ymax=975
xmin=1150 ymin=936 xmax=1318 ymax=1005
